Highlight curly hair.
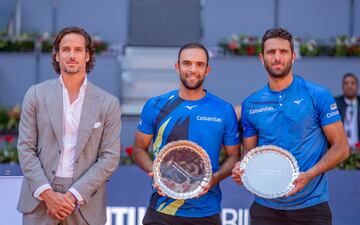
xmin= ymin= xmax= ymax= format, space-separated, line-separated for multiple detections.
xmin=52 ymin=26 xmax=95 ymax=74
xmin=261 ymin=28 xmax=294 ymax=53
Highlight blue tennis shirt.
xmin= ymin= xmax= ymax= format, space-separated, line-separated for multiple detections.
xmin=138 ymin=90 xmax=240 ymax=217
xmin=241 ymin=75 xmax=341 ymax=210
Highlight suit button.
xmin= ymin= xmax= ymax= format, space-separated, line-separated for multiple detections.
xmin=75 ymin=161 xmax=79 ymax=164
xmin=52 ymin=170 xmax=55 ymax=175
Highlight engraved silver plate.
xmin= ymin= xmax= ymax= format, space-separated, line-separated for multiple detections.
xmin=240 ymin=145 xmax=299 ymax=199
xmin=153 ymin=140 xmax=212 ymax=199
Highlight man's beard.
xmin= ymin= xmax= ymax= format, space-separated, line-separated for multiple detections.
xmin=62 ymin=65 xmax=81 ymax=74
xmin=264 ymin=60 xmax=292 ymax=79
xmin=180 ymin=74 xmax=205 ymax=90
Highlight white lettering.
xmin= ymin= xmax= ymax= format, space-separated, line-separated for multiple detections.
xmin=221 ymin=208 xmax=250 ymax=225
xmin=326 ymin=111 xmax=339 ymax=118
xmin=106 ymin=207 xmax=145 ymax=225
xmin=196 ymin=116 xmax=222 ymax=122
xmin=106 ymin=207 xmax=249 ymax=225
xmin=249 ymin=106 xmax=274 ymax=114
xmin=137 ymin=207 xmax=146 ymax=225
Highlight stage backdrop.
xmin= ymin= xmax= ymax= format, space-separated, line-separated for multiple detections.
xmin=1 ymin=165 xmax=359 ymax=225
xmin=106 ymin=166 xmax=359 ymax=225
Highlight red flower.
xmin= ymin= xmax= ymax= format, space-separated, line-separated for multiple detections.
xmin=355 ymin=141 xmax=360 ymax=149
xmin=125 ymin=146 xmax=133 ymax=157
xmin=246 ymin=46 xmax=256 ymax=55
xmin=228 ymin=41 xmax=239 ymax=52
xmin=4 ymin=135 xmax=15 ymax=143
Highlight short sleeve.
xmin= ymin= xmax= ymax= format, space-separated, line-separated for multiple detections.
xmin=137 ymin=99 xmax=155 ymax=134
xmin=313 ymin=87 xmax=341 ymax=126
xmin=241 ymin=100 xmax=257 ymax=137
xmin=223 ymin=104 xmax=240 ymax=146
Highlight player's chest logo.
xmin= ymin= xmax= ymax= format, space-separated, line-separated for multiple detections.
xmin=185 ymin=105 xmax=197 ymax=110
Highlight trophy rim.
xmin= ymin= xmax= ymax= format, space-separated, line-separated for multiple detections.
xmin=153 ymin=140 xmax=212 ymax=199
xmin=240 ymin=145 xmax=299 ymax=199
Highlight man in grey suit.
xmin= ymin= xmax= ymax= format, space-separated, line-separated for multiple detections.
xmin=17 ymin=26 xmax=121 ymax=225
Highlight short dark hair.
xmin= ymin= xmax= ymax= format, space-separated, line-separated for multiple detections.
xmin=261 ymin=28 xmax=294 ymax=53
xmin=178 ymin=43 xmax=209 ymax=65
xmin=342 ymin=72 xmax=358 ymax=85
xmin=52 ymin=26 xmax=95 ymax=74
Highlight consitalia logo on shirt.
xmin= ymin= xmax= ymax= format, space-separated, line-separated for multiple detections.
xmin=249 ymin=106 xmax=274 ymax=114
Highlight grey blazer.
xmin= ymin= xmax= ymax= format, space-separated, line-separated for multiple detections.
xmin=17 ymin=79 xmax=121 ymax=225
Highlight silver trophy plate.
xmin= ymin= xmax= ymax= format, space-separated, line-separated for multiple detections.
xmin=153 ymin=140 xmax=212 ymax=199
xmin=240 ymin=145 xmax=299 ymax=199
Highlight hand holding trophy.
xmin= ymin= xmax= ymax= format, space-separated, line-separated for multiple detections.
xmin=240 ymin=145 xmax=299 ymax=199
xmin=153 ymin=140 xmax=212 ymax=199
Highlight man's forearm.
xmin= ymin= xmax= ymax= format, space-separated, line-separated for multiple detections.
xmin=213 ymin=152 xmax=240 ymax=185
xmin=307 ymin=143 xmax=350 ymax=179
xmin=132 ymin=147 xmax=153 ymax=173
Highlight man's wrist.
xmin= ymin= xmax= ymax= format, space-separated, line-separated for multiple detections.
xmin=66 ymin=192 xmax=77 ymax=204
xmin=34 ymin=184 xmax=52 ymax=200
xmin=40 ymin=188 xmax=54 ymax=201
xmin=212 ymin=172 xmax=221 ymax=186
xmin=68 ymin=188 xmax=84 ymax=205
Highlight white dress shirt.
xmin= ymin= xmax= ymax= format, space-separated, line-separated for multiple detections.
xmin=344 ymin=97 xmax=358 ymax=148
xmin=34 ymin=75 xmax=87 ymax=202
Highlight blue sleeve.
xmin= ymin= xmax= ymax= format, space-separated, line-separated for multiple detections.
xmin=137 ymin=99 xmax=155 ymax=134
xmin=223 ymin=104 xmax=240 ymax=146
xmin=313 ymin=87 xmax=341 ymax=126
xmin=241 ymin=100 xmax=257 ymax=137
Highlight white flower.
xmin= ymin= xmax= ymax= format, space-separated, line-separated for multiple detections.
xmin=231 ymin=34 xmax=239 ymax=41
xmin=350 ymin=36 xmax=357 ymax=44
xmin=42 ymin=32 xmax=49 ymax=39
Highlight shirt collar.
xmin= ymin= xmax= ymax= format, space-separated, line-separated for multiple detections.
xmin=267 ymin=75 xmax=297 ymax=94
xmin=59 ymin=74 xmax=88 ymax=92
xmin=344 ymin=97 xmax=357 ymax=106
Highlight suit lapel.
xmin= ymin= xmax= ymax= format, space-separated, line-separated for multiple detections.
xmin=75 ymin=82 xmax=101 ymax=160
xmin=44 ymin=80 xmax=63 ymax=148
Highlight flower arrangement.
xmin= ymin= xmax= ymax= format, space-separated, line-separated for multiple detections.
xmin=334 ymin=35 xmax=360 ymax=57
xmin=338 ymin=142 xmax=360 ymax=169
xmin=220 ymin=34 xmax=360 ymax=57
xmin=0 ymin=31 xmax=109 ymax=53
xmin=121 ymin=146 xmax=134 ymax=165
xmin=0 ymin=135 xmax=18 ymax=164
xmin=219 ymin=34 xmax=261 ymax=56
xmin=0 ymin=105 xmax=20 ymax=163
xmin=0 ymin=105 xmax=20 ymax=134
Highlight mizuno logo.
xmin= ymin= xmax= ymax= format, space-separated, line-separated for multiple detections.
xmin=293 ymin=99 xmax=304 ymax=104
xmin=185 ymin=105 xmax=197 ymax=110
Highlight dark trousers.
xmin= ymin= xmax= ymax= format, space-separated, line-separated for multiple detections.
xmin=250 ymin=201 xmax=332 ymax=225
xmin=143 ymin=207 xmax=221 ymax=225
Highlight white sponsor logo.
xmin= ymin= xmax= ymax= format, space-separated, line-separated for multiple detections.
xmin=185 ymin=105 xmax=197 ymax=110
xmin=197 ymin=116 xmax=222 ymax=123
xmin=330 ymin=103 xmax=337 ymax=110
xmin=106 ymin=207 xmax=250 ymax=225
xmin=326 ymin=110 xmax=339 ymax=118
xmin=138 ymin=119 xmax=142 ymax=126
xmin=293 ymin=98 xmax=304 ymax=104
xmin=249 ymin=106 xmax=274 ymax=114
